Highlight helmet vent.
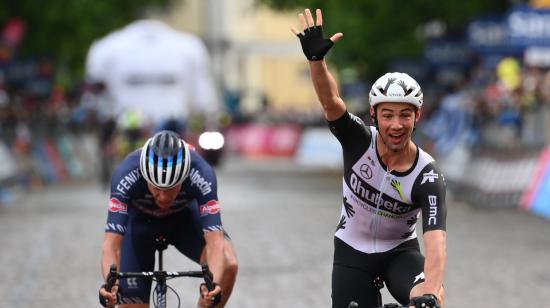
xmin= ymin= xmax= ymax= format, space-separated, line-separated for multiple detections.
xmin=139 ymin=130 xmax=191 ymax=189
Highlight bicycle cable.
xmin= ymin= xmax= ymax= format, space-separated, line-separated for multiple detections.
xmin=152 ymin=282 xmax=181 ymax=308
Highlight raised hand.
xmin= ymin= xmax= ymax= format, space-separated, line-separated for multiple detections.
xmin=290 ymin=8 xmax=343 ymax=61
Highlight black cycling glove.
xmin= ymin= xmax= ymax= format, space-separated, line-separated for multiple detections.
xmin=297 ymin=26 xmax=334 ymax=61
xmin=409 ymin=294 xmax=440 ymax=308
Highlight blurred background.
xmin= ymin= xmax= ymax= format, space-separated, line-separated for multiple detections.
xmin=0 ymin=0 xmax=549 ymax=307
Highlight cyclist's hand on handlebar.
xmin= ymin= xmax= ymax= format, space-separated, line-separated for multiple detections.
xmin=99 ymin=284 xmax=119 ymax=308
xmin=409 ymin=294 xmax=441 ymax=308
xmin=199 ymin=283 xmax=222 ymax=308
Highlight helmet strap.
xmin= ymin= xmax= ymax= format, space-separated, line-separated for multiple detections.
xmin=371 ymin=106 xmax=379 ymax=131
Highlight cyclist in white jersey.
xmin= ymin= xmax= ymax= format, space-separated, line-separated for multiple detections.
xmin=291 ymin=9 xmax=447 ymax=308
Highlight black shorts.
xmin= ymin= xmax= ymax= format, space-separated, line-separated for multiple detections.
xmin=331 ymin=237 xmax=425 ymax=308
xmin=117 ymin=205 xmax=227 ymax=304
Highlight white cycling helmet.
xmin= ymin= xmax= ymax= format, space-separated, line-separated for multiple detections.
xmin=369 ymin=72 xmax=423 ymax=108
xmin=140 ymin=130 xmax=191 ymax=189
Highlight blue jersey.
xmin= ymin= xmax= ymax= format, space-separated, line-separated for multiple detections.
xmin=105 ymin=148 xmax=223 ymax=235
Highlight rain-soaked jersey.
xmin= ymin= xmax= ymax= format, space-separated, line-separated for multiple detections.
xmin=105 ymin=149 xmax=223 ymax=235
xmin=328 ymin=112 xmax=446 ymax=253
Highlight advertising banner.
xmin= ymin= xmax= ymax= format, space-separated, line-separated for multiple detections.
xmin=521 ymin=147 xmax=550 ymax=220
xmin=468 ymin=15 xmax=510 ymax=54
xmin=507 ymin=5 xmax=550 ymax=47
xmin=424 ymin=39 xmax=470 ymax=67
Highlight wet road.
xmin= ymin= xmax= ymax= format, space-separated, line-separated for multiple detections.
xmin=0 ymin=157 xmax=549 ymax=307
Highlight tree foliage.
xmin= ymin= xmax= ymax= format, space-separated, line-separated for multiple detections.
xmin=0 ymin=0 xmax=174 ymax=84
xmin=259 ymin=0 xmax=511 ymax=79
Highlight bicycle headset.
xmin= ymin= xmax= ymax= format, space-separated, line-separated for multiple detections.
xmin=139 ymin=130 xmax=191 ymax=189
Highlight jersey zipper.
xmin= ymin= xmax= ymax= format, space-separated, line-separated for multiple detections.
xmin=373 ymin=169 xmax=393 ymax=252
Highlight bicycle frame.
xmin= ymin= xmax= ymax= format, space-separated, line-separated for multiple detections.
xmin=347 ymin=277 xmax=408 ymax=308
xmin=105 ymin=236 xmax=215 ymax=308
xmin=366 ymin=276 xmax=439 ymax=308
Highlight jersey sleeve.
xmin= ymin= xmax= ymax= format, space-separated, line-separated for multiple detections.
xmin=327 ymin=111 xmax=373 ymax=165
xmin=411 ymin=162 xmax=447 ymax=233
xmin=105 ymin=153 xmax=140 ymax=235
xmin=187 ymin=151 xmax=223 ymax=234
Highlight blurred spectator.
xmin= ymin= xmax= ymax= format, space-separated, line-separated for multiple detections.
xmin=82 ymin=19 xmax=221 ymax=186
xmin=84 ymin=19 xmax=220 ymax=133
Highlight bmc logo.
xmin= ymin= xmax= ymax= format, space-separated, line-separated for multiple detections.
xmin=200 ymin=200 xmax=220 ymax=216
xmin=428 ymin=195 xmax=437 ymax=225
xmin=109 ymin=198 xmax=128 ymax=213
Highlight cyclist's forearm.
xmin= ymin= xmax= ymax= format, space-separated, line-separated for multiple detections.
xmin=207 ymin=246 xmax=225 ymax=284
xmin=423 ymin=230 xmax=447 ymax=294
xmin=309 ymin=60 xmax=346 ymax=120
xmin=101 ymin=233 xmax=122 ymax=280
xmin=101 ymin=250 xmax=120 ymax=280
xmin=204 ymin=233 xmax=225 ymax=283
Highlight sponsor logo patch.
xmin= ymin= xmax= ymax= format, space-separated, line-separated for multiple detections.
xmin=127 ymin=277 xmax=138 ymax=289
xmin=200 ymin=200 xmax=220 ymax=216
xmin=428 ymin=195 xmax=438 ymax=225
xmin=413 ymin=272 xmax=425 ymax=284
xmin=360 ymin=164 xmax=373 ymax=179
xmin=421 ymin=169 xmax=439 ymax=184
xmin=109 ymin=198 xmax=128 ymax=214
xmin=349 ymin=173 xmax=411 ymax=214
xmin=189 ymin=169 xmax=213 ymax=196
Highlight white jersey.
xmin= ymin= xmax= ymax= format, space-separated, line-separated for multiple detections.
xmin=85 ymin=20 xmax=218 ymax=123
xmin=329 ymin=112 xmax=446 ymax=254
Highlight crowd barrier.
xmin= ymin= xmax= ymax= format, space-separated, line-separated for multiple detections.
xmin=2 ymin=125 xmax=549 ymax=222
xmin=227 ymin=124 xmax=550 ymax=221
xmin=521 ymin=147 xmax=550 ymax=220
xmin=0 ymin=133 xmax=99 ymax=206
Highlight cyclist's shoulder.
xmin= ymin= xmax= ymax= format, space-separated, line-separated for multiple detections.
xmin=118 ymin=150 xmax=141 ymax=170
xmin=188 ymin=151 xmax=216 ymax=183
xmin=189 ymin=146 xmax=211 ymax=169
xmin=111 ymin=150 xmax=142 ymax=188
xmin=410 ymin=146 xmax=446 ymax=191
xmin=329 ymin=111 xmax=373 ymax=138
xmin=330 ymin=111 xmax=368 ymax=126
xmin=415 ymin=146 xmax=444 ymax=174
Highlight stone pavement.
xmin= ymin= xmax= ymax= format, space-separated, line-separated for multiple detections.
xmin=0 ymin=157 xmax=549 ymax=307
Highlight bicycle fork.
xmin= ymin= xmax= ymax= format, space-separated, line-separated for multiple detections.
xmin=154 ymin=236 xmax=169 ymax=308
xmin=154 ymin=282 xmax=168 ymax=308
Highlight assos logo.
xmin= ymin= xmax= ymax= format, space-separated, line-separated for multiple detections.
xmin=421 ymin=169 xmax=439 ymax=185
xmin=200 ymin=200 xmax=220 ymax=216
xmin=109 ymin=198 xmax=128 ymax=214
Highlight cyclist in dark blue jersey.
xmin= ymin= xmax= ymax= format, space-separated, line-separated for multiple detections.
xmin=292 ymin=9 xmax=446 ymax=308
xmin=99 ymin=130 xmax=238 ymax=308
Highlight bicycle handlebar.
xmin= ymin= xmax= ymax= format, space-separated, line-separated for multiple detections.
xmin=105 ymin=264 xmax=118 ymax=292
xmin=102 ymin=262 xmax=215 ymax=306
xmin=106 ymin=263 xmax=213 ymax=282
xmin=350 ymin=302 xmax=407 ymax=308
xmin=99 ymin=264 xmax=119 ymax=307
xmin=116 ymin=270 xmax=205 ymax=279
xmin=201 ymin=263 xmax=215 ymax=291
